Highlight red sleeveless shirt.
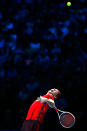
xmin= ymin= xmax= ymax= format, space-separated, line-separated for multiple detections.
xmin=26 ymin=93 xmax=54 ymax=124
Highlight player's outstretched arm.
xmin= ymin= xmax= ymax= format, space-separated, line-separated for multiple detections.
xmin=40 ymin=96 xmax=55 ymax=108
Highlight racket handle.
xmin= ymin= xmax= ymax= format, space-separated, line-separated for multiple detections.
xmin=54 ymin=106 xmax=59 ymax=112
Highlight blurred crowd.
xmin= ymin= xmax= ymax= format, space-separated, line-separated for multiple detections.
xmin=0 ymin=0 xmax=87 ymax=130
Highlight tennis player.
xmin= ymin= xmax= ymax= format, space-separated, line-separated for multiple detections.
xmin=21 ymin=88 xmax=61 ymax=131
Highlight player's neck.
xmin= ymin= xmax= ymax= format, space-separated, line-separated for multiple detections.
xmin=47 ymin=92 xmax=55 ymax=97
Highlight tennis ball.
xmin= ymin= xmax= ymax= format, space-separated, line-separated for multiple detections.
xmin=67 ymin=2 xmax=71 ymax=6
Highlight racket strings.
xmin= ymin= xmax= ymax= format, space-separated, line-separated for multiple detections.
xmin=60 ymin=113 xmax=75 ymax=128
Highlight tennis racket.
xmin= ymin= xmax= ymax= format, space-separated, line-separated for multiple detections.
xmin=54 ymin=106 xmax=75 ymax=128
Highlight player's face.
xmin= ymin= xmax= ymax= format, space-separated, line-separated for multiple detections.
xmin=48 ymin=88 xmax=58 ymax=97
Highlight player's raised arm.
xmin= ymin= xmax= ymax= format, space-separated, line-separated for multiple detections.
xmin=46 ymin=98 xmax=55 ymax=108
xmin=39 ymin=96 xmax=55 ymax=108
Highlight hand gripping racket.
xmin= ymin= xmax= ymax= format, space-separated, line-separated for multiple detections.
xmin=54 ymin=106 xmax=75 ymax=128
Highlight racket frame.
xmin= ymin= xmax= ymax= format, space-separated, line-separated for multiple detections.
xmin=54 ymin=107 xmax=75 ymax=128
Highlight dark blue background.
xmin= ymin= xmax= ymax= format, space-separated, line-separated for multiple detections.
xmin=0 ymin=0 xmax=87 ymax=130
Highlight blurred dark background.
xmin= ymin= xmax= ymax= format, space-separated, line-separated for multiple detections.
xmin=0 ymin=0 xmax=87 ymax=130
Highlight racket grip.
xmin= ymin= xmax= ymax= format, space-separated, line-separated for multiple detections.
xmin=54 ymin=106 xmax=59 ymax=112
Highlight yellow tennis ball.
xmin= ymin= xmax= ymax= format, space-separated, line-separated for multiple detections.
xmin=67 ymin=2 xmax=71 ymax=6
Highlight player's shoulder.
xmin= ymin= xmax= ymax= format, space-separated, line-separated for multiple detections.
xmin=43 ymin=93 xmax=54 ymax=100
